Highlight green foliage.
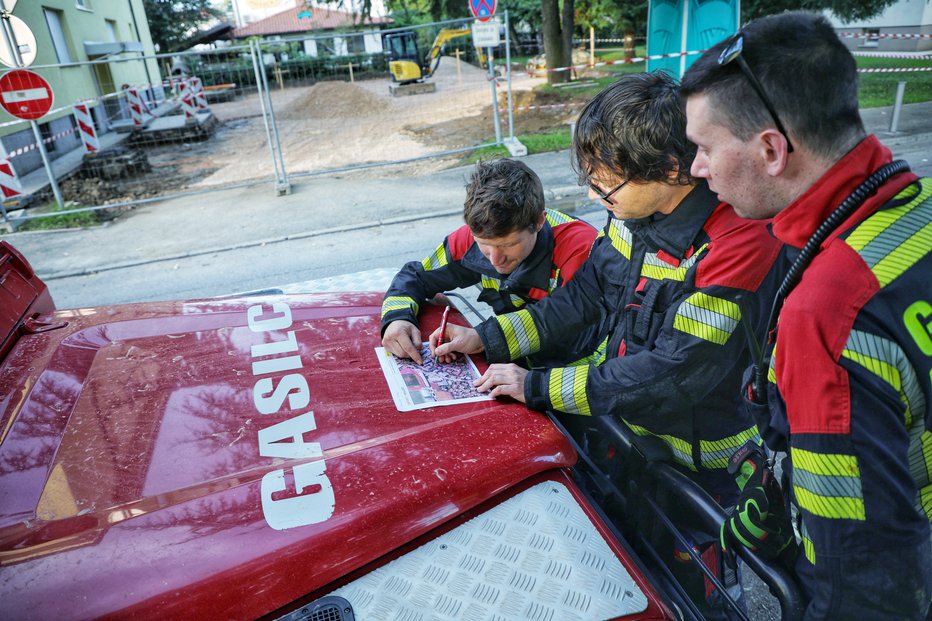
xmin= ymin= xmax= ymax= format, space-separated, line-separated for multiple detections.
xmin=16 ymin=203 xmax=99 ymax=232
xmin=577 ymin=0 xmax=647 ymax=35
xmin=742 ymin=0 xmax=897 ymax=22
xmin=143 ymin=0 xmax=223 ymax=53
xmin=857 ymin=57 xmax=932 ymax=108
xmin=462 ymin=127 xmax=573 ymax=163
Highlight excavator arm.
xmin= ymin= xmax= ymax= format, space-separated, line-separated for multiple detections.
xmin=421 ymin=28 xmax=472 ymax=78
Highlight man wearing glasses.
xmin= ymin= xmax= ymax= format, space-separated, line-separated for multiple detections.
xmin=381 ymin=158 xmax=601 ymax=365
xmin=431 ymin=72 xmax=787 ymax=616
xmin=682 ymin=11 xmax=931 ymax=619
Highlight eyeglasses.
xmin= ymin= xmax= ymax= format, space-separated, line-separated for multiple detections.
xmin=589 ymin=179 xmax=629 ymax=205
xmin=718 ymin=34 xmax=794 ymax=153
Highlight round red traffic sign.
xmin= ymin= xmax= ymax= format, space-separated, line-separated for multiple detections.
xmin=0 ymin=69 xmax=53 ymax=120
xmin=468 ymin=0 xmax=496 ymax=22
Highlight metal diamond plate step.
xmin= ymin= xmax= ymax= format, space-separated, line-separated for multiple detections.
xmin=330 ymin=480 xmax=648 ymax=620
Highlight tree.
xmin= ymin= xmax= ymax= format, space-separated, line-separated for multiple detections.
xmin=541 ymin=0 xmax=574 ymax=84
xmin=143 ymin=0 xmax=223 ymax=53
xmin=742 ymin=0 xmax=898 ymax=23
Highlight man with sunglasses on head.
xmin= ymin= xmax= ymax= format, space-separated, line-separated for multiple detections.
xmin=432 ymin=72 xmax=787 ymax=617
xmin=681 ymin=10 xmax=932 ymax=620
xmin=381 ymin=157 xmax=600 ymax=365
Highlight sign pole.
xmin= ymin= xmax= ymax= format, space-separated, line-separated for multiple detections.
xmin=0 ymin=1 xmax=63 ymax=209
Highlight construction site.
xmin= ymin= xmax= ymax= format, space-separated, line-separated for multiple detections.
xmin=1 ymin=38 xmax=587 ymax=230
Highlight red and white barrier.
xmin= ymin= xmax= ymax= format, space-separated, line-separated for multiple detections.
xmin=190 ymin=76 xmax=209 ymax=111
xmin=72 ymin=102 xmax=100 ymax=154
xmin=0 ymin=147 xmax=22 ymax=201
xmin=125 ymin=87 xmax=152 ymax=127
xmin=178 ymin=78 xmax=198 ymax=122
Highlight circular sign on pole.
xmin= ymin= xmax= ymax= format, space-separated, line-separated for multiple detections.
xmin=468 ymin=0 xmax=496 ymax=22
xmin=0 ymin=69 xmax=53 ymax=120
xmin=0 ymin=15 xmax=38 ymax=68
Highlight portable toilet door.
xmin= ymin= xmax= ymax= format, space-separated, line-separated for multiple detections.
xmin=647 ymin=0 xmax=739 ymax=78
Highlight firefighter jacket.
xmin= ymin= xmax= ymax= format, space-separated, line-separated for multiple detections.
xmin=475 ymin=181 xmax=786 ymax=479
xmin=381 ymin=209 xmax=600 ymax=361
xmin=758 ymin=136 xmax=932 ymax=619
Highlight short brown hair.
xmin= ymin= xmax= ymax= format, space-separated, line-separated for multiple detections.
xmin=464 ymin=158 xmax=545 ymax=238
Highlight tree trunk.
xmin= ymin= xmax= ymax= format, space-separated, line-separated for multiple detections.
xmin=541 ymin=0 xmax=569 ymax=84
xmin=561 ymin=0 xmax=575 ymax=78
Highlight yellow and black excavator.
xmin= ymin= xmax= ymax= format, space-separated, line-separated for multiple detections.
xmin=383 ymin=28 xmax=485 ymax=96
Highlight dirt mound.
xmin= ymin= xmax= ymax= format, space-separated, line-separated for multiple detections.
xmin=277 ymin=81 xmax=388 ymax=120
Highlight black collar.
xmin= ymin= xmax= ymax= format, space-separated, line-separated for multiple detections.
xmin=462 ymin=220 xmax=555 ymax=291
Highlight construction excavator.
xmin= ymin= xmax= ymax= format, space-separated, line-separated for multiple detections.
xmin=383 ymin=28 xmax=486 ymax=96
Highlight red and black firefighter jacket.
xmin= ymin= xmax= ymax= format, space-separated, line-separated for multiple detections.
xmin=756 ymin=136 xmax=931 ymax=619
xmin=381 ymin=208 xmax=602 ymax=363
xmin=474 ymin=182 xmax=785 ymax=482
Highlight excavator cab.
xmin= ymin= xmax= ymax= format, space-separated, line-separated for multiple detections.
xmin=384 ymin=31 xmax=424 ymax=84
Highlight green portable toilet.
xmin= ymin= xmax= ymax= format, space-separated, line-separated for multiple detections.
xmin=647 ymin=0 xmax=739 ymax=78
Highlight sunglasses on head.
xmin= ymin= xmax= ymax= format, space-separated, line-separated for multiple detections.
xmin=718 ymin=34 xmax=795 ymax=153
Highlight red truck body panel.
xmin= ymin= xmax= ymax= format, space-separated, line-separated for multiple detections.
xmin=0 ymin=293 xmax=576 ymax=619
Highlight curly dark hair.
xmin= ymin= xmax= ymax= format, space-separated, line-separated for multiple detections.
xmin=572 ymin=71 xmax=696 ymax=187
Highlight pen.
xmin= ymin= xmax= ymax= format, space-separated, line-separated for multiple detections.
xmin=436 ymin=305 xmax=451 ymax=361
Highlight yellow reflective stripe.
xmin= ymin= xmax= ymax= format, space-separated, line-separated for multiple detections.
xmin=841 ymin=347 xmax=911 ymax=426
xmin=800 ymin=520 xmax=815 ymax=565
xmin=626 ymin=422 xmax=696 ymax=471
xmin=381 ymin=296 xmax=418 ymax=319
xmin=914 ymin=430 xmax=932 ymax=520
xmin=640 ymin=263 xmax=688 ymax=281
xmin=421 ymin=242 xmax=449 ymax=271
xmin=843 ymin=180 xmax=932 ymax=287
xmin=673 ymin=293 xmax=741 ymax=346
xmin=481 ymin=275 xmax=501 ymax=291
xmin=545 ymin=208 xmax=574 ymax=227
xmin=564 ymin=336 xmax=609 ymax=368
xmin=792 ymin=448 xmax=865 ymax=520
xmin=699 ymin=426 xmax=761 ymax=469
xmin=548 ymin=366 xmax=591 ymax=416
xmin=495 ymin=309 xmax=540 ymax=359
xmin=607 ymin=220 xmax=632 ymax=259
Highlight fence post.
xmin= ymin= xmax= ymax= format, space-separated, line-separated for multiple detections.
xmin=890 ymin=81 xmax=906 ymax=133
xmin=249 ymin=39 xmax=290 ymax=196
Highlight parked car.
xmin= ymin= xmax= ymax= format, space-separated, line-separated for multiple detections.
xmin=0 ymin=241 xmax=802 ymax=620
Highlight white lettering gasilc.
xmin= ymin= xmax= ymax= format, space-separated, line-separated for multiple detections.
xmin=247 ymin=302 xmax=335 ymax=530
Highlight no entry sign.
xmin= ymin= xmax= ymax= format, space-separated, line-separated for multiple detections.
xmin=0 ymin=69 xmax=53 ymax=121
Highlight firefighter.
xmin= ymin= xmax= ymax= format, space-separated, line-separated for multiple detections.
xmin=682 ymin=11 xmax=932 ymax=619
xmin=381 ymin=158 xmax=601 ymax=365
xmin=432 ymin=72 xmax=787 ymax=617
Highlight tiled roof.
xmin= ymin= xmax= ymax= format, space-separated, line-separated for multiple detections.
xmin=232 ymin=5 xmax=392 ymax=38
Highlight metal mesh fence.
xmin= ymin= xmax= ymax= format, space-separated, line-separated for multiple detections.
xmin=0 ymin=17 xmax=530 ymax=228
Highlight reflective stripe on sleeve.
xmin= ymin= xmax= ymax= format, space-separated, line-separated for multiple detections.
xmin=494 ymin=309 xmax=540 ymax=359
xmin=673 ymin=292 xmax=741 ymax=345
xmin=381 ymin=296 xmax=419 ymax=319
xmin=547 ymin=365 xmax=591 ymax=416
xmin=791 ymin=448 xmax=866 ymax=520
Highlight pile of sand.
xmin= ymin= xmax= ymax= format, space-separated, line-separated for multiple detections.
xmin=276 ymin=81 xmax=388 ymax=120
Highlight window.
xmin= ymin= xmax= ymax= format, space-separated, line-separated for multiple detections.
xmin=346 ymin=35 xmax=366 ymax=54
xmin=43 ymin=8 xmax=73 ymax=63
xmin=861 ymin=28 xmax=880 ymax=48
xmin=75 ymin=0 xmax=92 ymax=10
xmin=105 ymin=19 xmax=118 ymax=42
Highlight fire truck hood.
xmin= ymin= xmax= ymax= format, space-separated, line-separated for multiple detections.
xmin=0 ymin=292 xmax=575 ymax=619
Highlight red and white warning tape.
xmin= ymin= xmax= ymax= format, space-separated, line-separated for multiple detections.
xmin=6 ymin=126 xmax=77 ymax=159
xmin=839 ymin=32 xmax=932 ymax=39
xmin=852 ymin=51 xmax=932 ymax=59
xmin=858 ymin=66 xmax=932 ymax=73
